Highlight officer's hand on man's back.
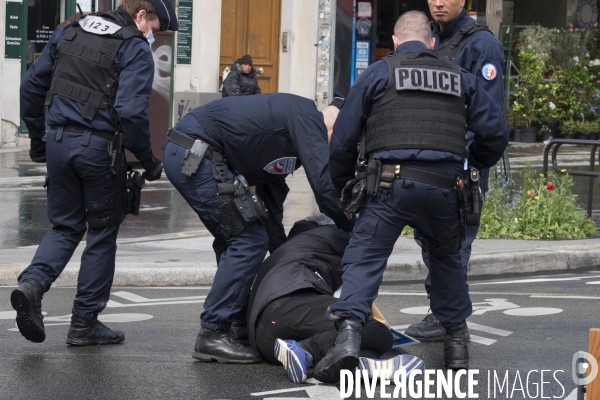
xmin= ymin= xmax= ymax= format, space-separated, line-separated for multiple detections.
xmin=141 ymin=155 xmax=163 ymax=182
xmin=29 ymin=138 xmax=46 ymax=163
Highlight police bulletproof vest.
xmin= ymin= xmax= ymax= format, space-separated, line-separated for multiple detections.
xmin=45 ymin=13 xmax=145 ymax=123
xmin=436 ymin=21 xmax=492 ymax=60
xmin=365 ymin=50 xmax=467 ymax=157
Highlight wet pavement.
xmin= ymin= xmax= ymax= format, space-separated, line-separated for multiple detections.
xmin=1 ymin=143 xmax=599 ymax=248
xmin=0 ymin=148 xmax=318 ymax=249
xmin=1 ymin=271 xmax=597 ymax=399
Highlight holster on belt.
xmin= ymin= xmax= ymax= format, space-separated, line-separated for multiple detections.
xmin=109 ymin=131 xmax=124 ymax=175
xmin=458 ymin=167 xmax=480 ymax=216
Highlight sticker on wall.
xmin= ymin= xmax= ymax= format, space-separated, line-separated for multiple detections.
xmin=577 ymin=0 xmax=598 ymax=29
xmin=356 ymin=18 xmax=372 ymax=37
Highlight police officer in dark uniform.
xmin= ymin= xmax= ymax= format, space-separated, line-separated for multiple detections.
xmin=12 ymin=0 xmax=178 ymax=346
xmin=162 ymin=93 xmax=353 ymax=363
xmin=314 ymin=11 xmax=508 ymax=381
xmin=406 ymin=0 xmax=507 ymax=342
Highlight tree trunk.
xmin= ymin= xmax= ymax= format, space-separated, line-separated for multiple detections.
xmin=486 ymin=0 xmax=503 ymax=37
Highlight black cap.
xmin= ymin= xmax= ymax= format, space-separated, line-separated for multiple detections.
xmin=148 ymin=0 xmax=178 ymax=31
xmin=240 ymin=55 xmax=253 ymax=66
xmin=329 ymin=90 xmax=346 ymax=109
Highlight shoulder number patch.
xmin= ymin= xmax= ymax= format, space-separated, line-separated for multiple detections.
xmin=481 ymin=63 xmax=498 ymax=81
xmin=80 ymin=15 xmax=122 ymax=35
xmin=264 ymin=157 xmax=297 ymax=175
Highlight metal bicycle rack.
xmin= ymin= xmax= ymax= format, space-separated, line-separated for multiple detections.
xmin=542 ymin=139 xmax=600 ymax=218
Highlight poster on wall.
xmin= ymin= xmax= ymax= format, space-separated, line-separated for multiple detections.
xmin=177 ymin=0 xmax=193 ymax=64
xmin=355 ymin=40 xmax=370 ymax=77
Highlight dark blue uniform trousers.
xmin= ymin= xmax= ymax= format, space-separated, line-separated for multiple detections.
xmin=421 ymin=168 xmax=488 ymax=296
xmin=18 ymin=129 xmax=124 ymax=319
xmin=163 ymin=141 xmax=269 ymax=331
xmin=329 ymin=166 xmax=472 ymax=327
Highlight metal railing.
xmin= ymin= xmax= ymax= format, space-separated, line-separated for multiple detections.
xmin=542 ymin=139 xmax=600 ymax=217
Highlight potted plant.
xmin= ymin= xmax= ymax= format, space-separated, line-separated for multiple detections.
xmin=574 ymin=120 xmax=589 ymax=140
xmin=506 ymin=106 xmax=526 ymax=142
xmin=512 ymin=50 xmax=550 ymax=143
xmin=560 ymin=119 xmax=576 ymax=139
xmin=589 ymin=119 xmax=599 ymax=140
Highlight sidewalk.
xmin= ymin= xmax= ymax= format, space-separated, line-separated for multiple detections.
xmin=1 ymin=229 xmax=599 ymax=286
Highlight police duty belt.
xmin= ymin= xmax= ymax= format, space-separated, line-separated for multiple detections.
xmin=167 ymin=128 xmax=215 ymax=177
xmin=379 ymin=164 xmax=459 ymax=191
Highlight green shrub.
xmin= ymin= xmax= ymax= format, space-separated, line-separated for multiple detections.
xmin=478 ymin=165 xmax=597 ymax=239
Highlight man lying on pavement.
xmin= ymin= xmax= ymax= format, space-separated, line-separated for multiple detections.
xmin=247 ymin=214 xmax=424 ymax=383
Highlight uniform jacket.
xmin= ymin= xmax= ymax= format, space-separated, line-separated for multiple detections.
xmin=247 ymin=223 xmax=350 ymax=351
xmin=328 ymin=41 xmax=508 ymax=194
xmin=20 ymin=11 xmax=155 ymax=162
xmin=433 ymin=9 xmax=505 ymax=113
xmin=222 ymin=59 xmax=262 ymax=97
xmin=174 ymin=93 xmax=354 ymax=234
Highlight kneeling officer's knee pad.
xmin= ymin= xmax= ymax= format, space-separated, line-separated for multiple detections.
xmin=85 ymin=195 xmax=126 ymax=228
xmin=420 ymin=219 xmax=463 ymax=255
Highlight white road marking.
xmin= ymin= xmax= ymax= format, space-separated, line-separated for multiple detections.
xmin=503 ymin=307 xmax=563 ymax=316
xmin=0 ymin=311 xmax=47 ymax=320
xmin=399 ymin=306 xmax=430 ymax=315
xmin=111 ymin=291 xmax=205 ymax=302
xmin=107 ymin=299 xmax=205 ymax=308
xmin=470 ymin=275 xmax=600 ymax=286
xmin=467 ymin=322 xmax=513 ymax=337
xmin=251 ymin=379 xmax=340 ymax=399
xmin=138 ymin=207 xmax=166 ymax=211
xmin=378 ymin=292 xmax=429 ymax=296
xmin=530 ymin=295 xmax=600 ymax=299
xmin=7 ymin=313 xmax=153 ymax=332
xmin=469 ymin=334 xmax=496 ymax=346
xmin=390 ymin=325 xmax=410 ymax=330
xmin=586 ymin=281 xmax=600 ymax=284
xmin=472 ymin=298 xmax=520 ymax=315
xmin=564 ymin=388 xmax=578 ymax=400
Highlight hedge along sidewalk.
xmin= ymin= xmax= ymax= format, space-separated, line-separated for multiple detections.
xmin=1 ymin=230 xmax=600 ymax=287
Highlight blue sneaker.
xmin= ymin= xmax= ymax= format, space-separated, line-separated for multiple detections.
xmin=274 ymin=339 xmax=314 ymax=383
xmin=357 ymin=354 xmax=424 ymax=381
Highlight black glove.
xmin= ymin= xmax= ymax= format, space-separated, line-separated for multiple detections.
xmin=340 ymin=178 xmax=366 ymax=214
xmin=140 ymin=155 xmax=163 ymax=182
xmin=30 ymin=138 xmax=46 ymax=163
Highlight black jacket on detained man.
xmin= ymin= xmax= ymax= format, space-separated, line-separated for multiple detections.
xmin=247 ymin=222 xmax=350 ymax=351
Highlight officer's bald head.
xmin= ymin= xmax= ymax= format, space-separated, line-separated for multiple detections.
xmin=392 ymin=11 xmax=434 ymax=49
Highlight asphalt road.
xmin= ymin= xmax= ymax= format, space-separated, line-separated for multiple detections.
xmin=1 ymin=271 xmax=599 ymax=399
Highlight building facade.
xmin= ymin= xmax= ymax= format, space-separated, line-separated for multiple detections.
xmin=0 ymin=0 xmax=599 ymax=148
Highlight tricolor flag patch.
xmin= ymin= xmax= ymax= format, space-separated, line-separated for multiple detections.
xmin=264 ymin=157 xmax=297 ymax=175
xmin=481 ymin=63 xmax=498 ymax=81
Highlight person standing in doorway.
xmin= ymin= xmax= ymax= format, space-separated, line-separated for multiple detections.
xmin=222 ymin=55 xmax=262 ymax=97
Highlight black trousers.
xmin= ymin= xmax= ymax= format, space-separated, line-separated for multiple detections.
xmin=255 ymin=290 xmax=393 ymax=365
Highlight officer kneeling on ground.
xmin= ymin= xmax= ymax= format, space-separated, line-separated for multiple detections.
xmin=163 ymin=93 xmax=353 ymax=364
xmin=13 ymin=0 xmax=178 ymax=346
xmin=315 ymin=11 xmax=508 ymax=382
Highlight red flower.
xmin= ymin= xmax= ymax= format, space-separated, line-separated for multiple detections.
xmin=546 ymin=182 xmax=555 ymax=191
xmin=527 ymin=190 xmax=533 ymax=197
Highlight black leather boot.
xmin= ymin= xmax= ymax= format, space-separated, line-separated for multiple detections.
xmin=444 ymin=321 xmax=469 ymax=370
xmin=313 ymin=319 xmax=362 ymax=384
xmin=66 ymin=314 xmax=125 ymax=346
xmin=11 ymin=279 xmax=45 ymax=343
xmin=192 ymin=327 xmax=263 ymax=364
xmin=229 ymin=319 xmax=249 ymax=346
xmin=406 ymin=312 xmax=471 ymax=342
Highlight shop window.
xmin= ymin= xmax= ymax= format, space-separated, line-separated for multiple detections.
xmin=26 ymin=0 xmax=62 ymax=69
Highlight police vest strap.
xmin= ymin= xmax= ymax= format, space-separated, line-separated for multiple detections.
xmin=48 ymin=77 xmax=106 ymax=121
xmin=436 ymin=21 xmax=492 ymax=60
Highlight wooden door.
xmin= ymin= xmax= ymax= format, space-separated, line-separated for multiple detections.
xmin=220 ymin=0 xmax=281 ymax=93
